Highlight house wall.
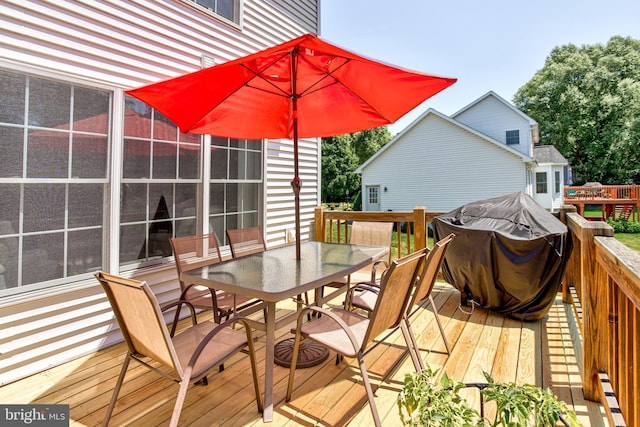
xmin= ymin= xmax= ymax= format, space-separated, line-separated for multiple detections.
xmin=0 ymin=0 xmax=319 ymax=385
xmin=533 ymin=164 xmax=565 ymax=212
xmin=453 ymin=95 xmax=534 ymax=158
xmin=360 ymin=114 xmax=527 ymax=213
xmin=264 ymin=136 xmax=320 ymax=246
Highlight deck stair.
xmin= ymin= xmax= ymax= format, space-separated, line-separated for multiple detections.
xmin=618 ymin=204 xmax=634 ymax=220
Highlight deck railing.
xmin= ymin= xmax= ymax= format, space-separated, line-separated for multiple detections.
xmin=560 ymin=205 xmax=639 ymax=427
xmin=564 ymin=184 xmax=639 ymax=201
xmin=564 ymin=184 xmax=640 ymax=221
xmin=313 ymin=206 xmax=442 ymax=259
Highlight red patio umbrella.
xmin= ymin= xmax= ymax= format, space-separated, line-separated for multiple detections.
xmin=126 ymin=33 xmax=456 ymax=259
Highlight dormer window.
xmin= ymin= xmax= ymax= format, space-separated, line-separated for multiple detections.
xmin=506 ymin=129 xmax=520 ymax=145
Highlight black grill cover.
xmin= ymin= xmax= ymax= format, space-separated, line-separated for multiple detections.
xmin=432 ymin=192 xmax=572 ymax=320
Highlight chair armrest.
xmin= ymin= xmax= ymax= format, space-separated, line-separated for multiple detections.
xmin=161 ymin=299 xmax=196 ymax=313
xmin=163 ymin=299 xmax=197 ymax=336
xmin=345 ymin=281 xmax=379 ymax=311
xmin=186 ymin=316 xmax=256 ymax=373
xmin=349 ymin=282 xmax=380 ymax=294
xmin=370 ymin=260 xmax=389 ymax=283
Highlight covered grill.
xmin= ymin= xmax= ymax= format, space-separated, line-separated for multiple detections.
xmin=432 ymin=192 xmax=572 ymax=320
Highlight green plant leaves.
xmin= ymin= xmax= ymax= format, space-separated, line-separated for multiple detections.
xmin=398 ymin=365 xmax=582 ymax=427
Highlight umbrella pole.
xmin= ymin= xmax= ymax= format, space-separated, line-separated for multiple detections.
xmin=291 ymin=113 xmax=302 ymax=259
xmin=291 ymin=48 xmax=302 ymax=260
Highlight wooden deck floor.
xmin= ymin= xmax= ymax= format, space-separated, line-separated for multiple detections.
xmin=0 ymin=283 xmax=608 ymax=426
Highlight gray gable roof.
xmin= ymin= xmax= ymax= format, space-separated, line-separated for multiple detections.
xmin=533 ymin=145 xmax=568 ymax=165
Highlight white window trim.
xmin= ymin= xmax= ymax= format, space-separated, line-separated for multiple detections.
xmin=181 ymin=0 xmax=243 ymax=29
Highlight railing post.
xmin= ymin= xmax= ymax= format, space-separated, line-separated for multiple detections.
xmin=314 ymin=206 xmax=325 ymax=242
xmin=413 ymin=207 xmax=427 ymax=250
xmin=574 ymin=215 xmax=614 ymax=401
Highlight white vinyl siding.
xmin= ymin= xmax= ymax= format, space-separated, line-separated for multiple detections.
xmin=264 ymin=136 xmax=320 ymax=246
xmin=453 ymin=94 xmax=534 ymax=157
xmin=0 ymin=0 xmax=319 ymax=385
xmin=360 ymin=113 xmax=527 ymax=213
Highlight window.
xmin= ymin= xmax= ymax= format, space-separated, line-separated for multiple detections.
xmin=0 ymin=70 xmax=110 ymax=289
xmin=0 ymin=72 xmax=264 ymax=295
xmin=209 ymin=137 xmax=262 ymax=245
xmin=186 ymin=0 xmax=240 ymax=24
xmin=536 ymin=172 xmax=548 ymax=194
xmin=506 ymin=129 xmax=520 ymax=145
xmin=554 ymin=171 xmax=561 ymax=194
xmin=368 ymin=187 xmax=379 ymax=205
xmin=120 ymin=97 xmax=202 ymax=266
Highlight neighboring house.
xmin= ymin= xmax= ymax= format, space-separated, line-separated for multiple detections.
xmin=532 ymin=145 xmax=569 ymax=212
xmin=356 ymin=91 xmax=567 ymax=213
xmin=0 ymin=0 xmax=320 ymax=385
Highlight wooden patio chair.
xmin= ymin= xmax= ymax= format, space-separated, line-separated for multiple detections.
xmin=170 ymin=232 xmax=259 ymax=324
xmin=226 ymin=226 xmax=267 ymax=257
xmin=320 ymin=221 xmax=393 ymax=301
xmin=347 ymin=233 xmax=456 ymax=369
xmin=285 ymin=250 xmax=426 ymax=427
xmin=95 ymin=271 xmax=262 ymax=427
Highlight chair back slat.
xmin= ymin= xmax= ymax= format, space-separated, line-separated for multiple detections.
xmin=95 ymin=272 xmax=181 ymax=375
xmin=226 ymin=227 xmax=266 ymax=258
xmin=410 ymin=233 xmax=455 ymax=305
xmin=364 ymin=250 xmax=426 ymax=346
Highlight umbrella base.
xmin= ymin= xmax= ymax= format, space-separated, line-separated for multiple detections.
xmin=274 ymin=337 xmax=329 ymax=368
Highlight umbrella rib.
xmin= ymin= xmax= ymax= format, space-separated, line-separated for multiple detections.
xmin=243 ymin=83 xmax=290 ymax=98
xmin=295 ymin=54 xmax=351 ymax=98
xmin=239 ymin=53 xmax=294 ymax=99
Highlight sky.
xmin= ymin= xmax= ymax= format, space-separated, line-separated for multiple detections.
xmin=320 ymin=0 xmax=640 ymax=135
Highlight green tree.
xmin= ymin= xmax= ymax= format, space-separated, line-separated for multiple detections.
xmin=351 ymin=126 xmax=392 ymax=165
xmin=321 ymin=134 xmax=359 ymax=203
xmin=321 ymin=127 xmax=392 ymax=203
xmin=514 ymin=36 xmax=640 ymax=184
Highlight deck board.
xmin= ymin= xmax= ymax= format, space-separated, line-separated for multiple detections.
xmin=0 ymin=283 xmax=609 ymax=426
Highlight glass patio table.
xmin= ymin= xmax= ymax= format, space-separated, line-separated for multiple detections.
xmin=181 ymin=240 xmax=389 ymax=423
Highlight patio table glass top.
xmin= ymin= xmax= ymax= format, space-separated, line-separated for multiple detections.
xmin=182 ymin=241 xmax=389 ymax=301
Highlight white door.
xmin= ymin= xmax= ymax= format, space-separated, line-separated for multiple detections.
xmin=365 ymin=186 xmax=381 ymax=211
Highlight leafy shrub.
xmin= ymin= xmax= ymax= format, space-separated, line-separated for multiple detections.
xmin=606 ymin=218 xmax=640 ymax=233
xmin=627 ymin=221 xmax=640 ymax=233
xmin=398 ymin=365 xmax=481 ymax=426
xmin=398 ymin=365 xmax=581 ymax=427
